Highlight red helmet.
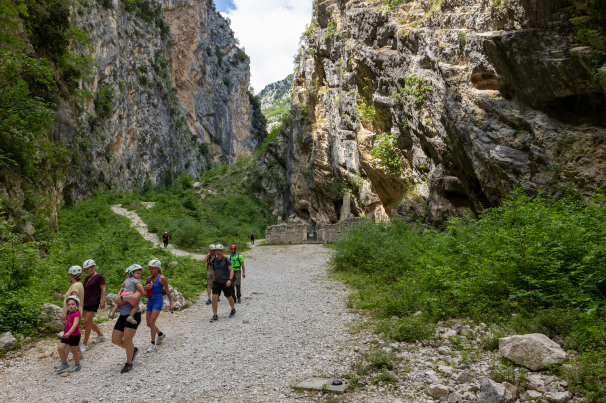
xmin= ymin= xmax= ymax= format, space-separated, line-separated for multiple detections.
xmin=230 ymin=244 xmax=237 ymax=250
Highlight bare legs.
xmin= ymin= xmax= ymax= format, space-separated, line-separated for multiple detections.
xmin=211 ymin=293 xmax=235 ymax=316
xmin=83 ymin=310 xmax=103 ymax=345
xmin=57 ymin=343 xmax=80 ymax=365
xmin=111 ymin=328 xmax=137 ymax=364
xmin=145 ymin=309 xmax=162 ymax=342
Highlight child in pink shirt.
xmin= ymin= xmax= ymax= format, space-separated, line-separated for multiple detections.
xmin=55 ymin=296 xmax=82 ymax=373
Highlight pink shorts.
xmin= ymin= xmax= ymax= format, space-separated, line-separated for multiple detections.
xmin=121 ymin=291 xmax=137 ymax=306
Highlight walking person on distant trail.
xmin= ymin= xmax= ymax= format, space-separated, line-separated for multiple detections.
xmin=229 ymin=244 xmax=245 ymax=304
xmin=162 ymin=232 xmax=169 ymax=249
xmin=55 ymin=296 xmax=83 ymax=374
xmin=53 ymin=266 xmax=85 ymax=368
xmin=111 ymin=264 xmax=144 ymax=374
xmin=250 ymin=232 xmax=255 ymax=245
xmin=210 ymin=244 xmax=236 ymax=322
xmin=80 ymin=260 xmax=106 ymax=353
xmin=203 ymin=245 xmax=217 ymax=305
xmin=144 ymin=259 xmax=174 ymax=353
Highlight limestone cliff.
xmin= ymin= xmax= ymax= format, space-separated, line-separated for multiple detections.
xmin=2 ymin=0 xmax=258 ymax=227
xmin=258 ymin=76 xmax=292 ymax=129
xmin=258 ymin=0 xmax=606 ymax=228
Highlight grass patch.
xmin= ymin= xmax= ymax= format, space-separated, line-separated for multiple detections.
xmin=124 ymin=161 xmax=276 ymax=251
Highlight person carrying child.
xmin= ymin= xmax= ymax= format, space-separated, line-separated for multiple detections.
xmin=55 ymin=296 xmax=83 ymax=374
xmin=109 ymin=265 xmax=144 ymax=324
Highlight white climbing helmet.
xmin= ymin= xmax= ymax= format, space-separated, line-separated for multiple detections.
xmin=148 ymin=259 xmax=162 ymax=268
xmin=209 ymin=244 xmax=216 ymax=250
xmin=83 ymin=259 xmax=96 ymax=269
xmin=125 ymin=264 xmax=143 ymax=275
xmin=66 ymin=295 xmax=80 ymax=307
xmin=68 ymin=266 xmax=83 ymax=277
xmin=215 ymin=244 xmax=224 ymax=250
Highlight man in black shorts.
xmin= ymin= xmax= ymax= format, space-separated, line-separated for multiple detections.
xmin=210 ymin=244 xmax=236 ymax=322
xmin=162 ymin=232 xmax=169 ymax=249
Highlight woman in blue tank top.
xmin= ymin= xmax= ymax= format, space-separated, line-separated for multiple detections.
xmin=144 ymin=259 xmax=173 ymax=353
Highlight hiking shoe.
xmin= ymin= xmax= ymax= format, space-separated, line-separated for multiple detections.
xmin=120 ymin=363 xmax=133 ymax=374
xmin=146 ymin=343 xmax=156 ymax=353
xmin=229 ymin=309 xmax=236 ymax=318
xmin=68 ymin=364 xmax=81 ymax=373
xmin=237 ymin=298 xmax=241 ymax=304
xmin=210 ymin=315 xmax=219 ymax=323
xmin=126 ymin=316 xmax=137 ymax=324
xmin=55 ymin=363 xmax=69 ymax=373
xmin=92 ymin=334 xmax=105 ymax=344
xmin=217 ymin=297 xmax=221 ymax=302
xmin=157 ymin=333 xmax=166 ymax=345
xmin=80 ymin=345 xmax=89 ymax=353
xmin=132 ymin=347 xmax=139 ymax=362
xmin=205 ymin=299 xmax=211 ymax=305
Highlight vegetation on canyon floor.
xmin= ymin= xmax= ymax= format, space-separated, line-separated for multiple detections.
xmin=330 ymin=188 xmax=606 ymax=401
xmin=0 ymin=160 xmax=274 ymax=340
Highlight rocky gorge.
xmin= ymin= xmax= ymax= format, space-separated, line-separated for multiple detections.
xmin=1 ymin=0 xmax=260 ymax=228
xmin=257 ymin=0 xmax=606 ymax=228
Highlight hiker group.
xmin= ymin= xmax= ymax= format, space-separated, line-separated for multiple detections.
xmin=51 ymin=242 xmax=247 ymax=374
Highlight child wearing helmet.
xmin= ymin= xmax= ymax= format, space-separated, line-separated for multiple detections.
xmin=108 ymin=265 xmax=145 ymax=324
xmin=55 ymin=296 xmax=82 ymax=373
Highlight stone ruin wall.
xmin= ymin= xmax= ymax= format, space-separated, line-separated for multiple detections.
xmin=265 ymin=223 xmax=308 ymax=244
xmin=317 ymin=218 xmax=364 ymax=244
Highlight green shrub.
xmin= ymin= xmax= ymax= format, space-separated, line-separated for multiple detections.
xmin=562 ymin=350 xmax=606 ymax=403
xmin=94 ymin=86 xmax=114 ymax=120
xmin=331 ymin=189 xmax=606 ymax=324
xmin=324 ymin=21 xmax=337 ymax=41
xmin=457 ymin=32 xmax=466 ymax=50
xmin=488 ymin=359 xmax=528 ymax=386
xmin=387 ymin=316 xmax=436 ymax=342
xmin=364 ymin=348 xmax=396 ymax=370
xmin=356 ymin=98 xmax=376 ymax=126
xmin=370 ymin=134 xmax=403 ymax=176
xmin=401 ymin=74 xmax=432 ymax=109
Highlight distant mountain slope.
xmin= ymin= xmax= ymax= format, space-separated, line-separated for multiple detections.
xmin=257 ymin=76 xmax=292 ymax=127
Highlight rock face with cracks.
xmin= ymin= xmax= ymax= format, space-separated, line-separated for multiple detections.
xmin=2 ymin=0 xmax=260 ymax=228
xmin=257 ymin=0 xmax=606 ymax=228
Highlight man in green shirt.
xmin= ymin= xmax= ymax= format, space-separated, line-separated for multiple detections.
xmin=229 ymin=244 xmax=245 ymax=303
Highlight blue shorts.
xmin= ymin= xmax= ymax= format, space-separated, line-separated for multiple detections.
xmin=147 ymin=296 xmax=163 ymax=311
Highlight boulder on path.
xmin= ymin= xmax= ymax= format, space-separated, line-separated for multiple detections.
xmin=477 ymin=378 xmax=505 ymax=403
xmin=38 ymin=303 xmax=63 ymax=333
xmin=169 ymin=261 xmax=178 ymax=268
xmin=499 ymin=333 xmax=568 ymax=370
xmin=428 ymin=384 xmax=450 ymax=399
xmin=162 ymin=288 xmax=186 ymax=311
xmin=0 ymin=332 xmax=17 ymax=351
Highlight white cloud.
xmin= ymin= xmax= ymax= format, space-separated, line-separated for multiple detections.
xmin=222 ymin=0 xmax=313 ymax=93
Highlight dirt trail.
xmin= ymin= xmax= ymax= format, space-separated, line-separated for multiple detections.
xmin=0 ymin=209 xmax=361 ymax=402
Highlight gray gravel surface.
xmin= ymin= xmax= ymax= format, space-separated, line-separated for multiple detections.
xmin=0 ymin=242 xmax=360 ymax=402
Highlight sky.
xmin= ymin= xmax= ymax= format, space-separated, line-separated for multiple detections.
xmin=216 ymin=0 xmax=313 ymax=94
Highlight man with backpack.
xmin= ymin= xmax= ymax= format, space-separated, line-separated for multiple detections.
xmin=229 ymin=244 xmax=245 ymax=304
xmin=210 ymin=244 xmax=236 ymax=322
xmin=162 ymin=232 xmax=169 ymax=249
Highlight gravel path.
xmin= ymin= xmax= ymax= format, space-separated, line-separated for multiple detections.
xmin=0 ymin=209 xmax=361 ymax=402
